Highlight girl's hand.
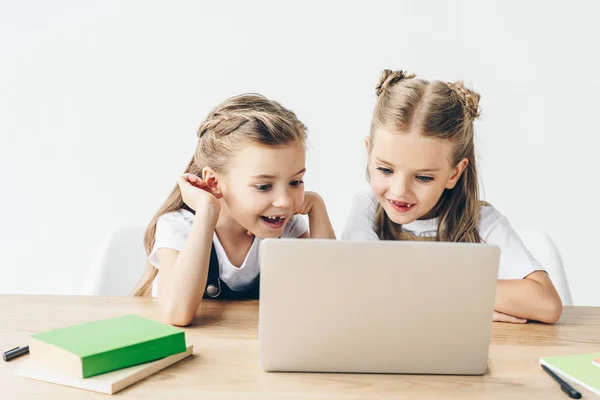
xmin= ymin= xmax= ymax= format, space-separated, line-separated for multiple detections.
xmin=493 ymin=311 xmax=527 ymax=324
xmin=294 ymin=191 xmax=336 ymax=239
xmin=177 ymin=173 xmax=222 ymax=215
xmin=294 ymin=191 xmax=323 ymax=216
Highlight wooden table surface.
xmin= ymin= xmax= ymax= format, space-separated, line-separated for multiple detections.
xmin=1 ymin=295 xmax=599 ymax=399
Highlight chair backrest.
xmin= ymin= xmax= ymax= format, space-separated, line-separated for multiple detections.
xmin=513 ymin=226 xmax=573 ymax=305
xmin=83 ymin=225 xmax=147 ymax=296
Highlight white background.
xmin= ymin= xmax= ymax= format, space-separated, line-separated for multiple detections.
xmin=1 ymin=0 xmax=599 ymax=304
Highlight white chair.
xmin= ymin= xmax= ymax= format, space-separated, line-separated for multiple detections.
xmin=514 ymin=226 xmax=573 ymax=306
xmin=83 ymin=225 xmax=147 ymax=296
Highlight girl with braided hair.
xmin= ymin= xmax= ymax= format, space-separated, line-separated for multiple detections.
xmin=342 ymin=70 xmax=562 ymax=324
xmin=133 ymin=94 xmax=335 ymax=326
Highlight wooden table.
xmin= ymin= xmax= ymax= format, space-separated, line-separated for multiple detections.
xmin=1 ymin=295 xmax=599 ymax=399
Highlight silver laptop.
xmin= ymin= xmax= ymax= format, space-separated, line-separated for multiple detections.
xmin=258 ymin=239 xmax=500 ymax=375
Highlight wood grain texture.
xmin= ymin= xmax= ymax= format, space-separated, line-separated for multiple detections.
xmin=1 ymin=295 xmax=599 ymax=399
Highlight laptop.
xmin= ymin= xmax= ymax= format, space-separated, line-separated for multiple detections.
xmin=258 ymin=239 xmax=500 ymax=375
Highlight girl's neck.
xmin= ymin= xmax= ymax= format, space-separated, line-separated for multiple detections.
xmin=215 ymin=200 xmax=254 ymax=240
xmin=419 ymin=203 xmax=441 ymax=221
xmin=419 ymin=190 xmax=449 ymax=221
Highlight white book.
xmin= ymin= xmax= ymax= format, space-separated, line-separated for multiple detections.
xmin=15 ymin=345 xmax=193 ymax=395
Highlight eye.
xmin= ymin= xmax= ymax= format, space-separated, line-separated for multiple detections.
xmin=255 ymin=184 xmax=272 ymax=191
xmin=290 ymin=180 xmax=304 ymax=188
xmin=376 ymin=167 xmax=393 ymax=175
xmin=416 ymin=175 xmax=434 ymax=182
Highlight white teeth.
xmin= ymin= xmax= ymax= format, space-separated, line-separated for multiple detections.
xmin=263 ymin=216 xmax=284 ymax=222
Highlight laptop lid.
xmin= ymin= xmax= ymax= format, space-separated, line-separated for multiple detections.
xmin=259 ymin=239 xmax=500 ymax=375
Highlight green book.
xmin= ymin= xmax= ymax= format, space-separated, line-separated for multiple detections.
xmin=29 ymin=315 xmax=186 ymax=379
xmin=539 ymin=352 xmax=600 ymax=396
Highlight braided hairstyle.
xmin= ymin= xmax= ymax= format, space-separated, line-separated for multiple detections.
xmin=132 ymin=94 xmax=307 ymax=296
xmin=368 ymin=69 xmax=483 ymax=243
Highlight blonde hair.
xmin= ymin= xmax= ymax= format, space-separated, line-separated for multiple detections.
xmin=131 ymin=94 xmax=307 ymax=296
xmin=369 ymin=69 xmax=482 ymax=243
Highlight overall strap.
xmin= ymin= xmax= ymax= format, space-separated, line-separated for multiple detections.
xmin=181 ymin=203 xmax=222 ymax=298
xmin=205 ymin=243 xmax=221 ymax=297
xmin=181 ymin=203 xmax=259 ymax=300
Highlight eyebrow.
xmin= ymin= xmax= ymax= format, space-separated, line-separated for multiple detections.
xmin=375 ymin=157 xmax=440 ymax=172
xmin=251 ymin=168 xmax=306 ymax=180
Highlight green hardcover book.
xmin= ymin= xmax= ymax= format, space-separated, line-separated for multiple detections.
xmin=29 ymin=315 xmax=186 ymax=379
xmin=539 ymin=352 xmax=600 ymax=396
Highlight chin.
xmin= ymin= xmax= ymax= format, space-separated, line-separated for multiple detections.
xmin=253 ymin=224 xmax=287 ymax=239
xmin=383 ymin=206 xmax=418 ymax=225
xmin=260 ymin=231 xmax=282 ymax=239
xmin=255 ymin=229 xmax=285 ymax=239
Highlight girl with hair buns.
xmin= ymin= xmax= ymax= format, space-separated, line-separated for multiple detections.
xmin=133 ymin=94 xmax=335 ymax=326
xmin=342 ymin=70 xmax=562 ymax=324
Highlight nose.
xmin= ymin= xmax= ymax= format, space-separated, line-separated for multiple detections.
xmin=389 ymin=175 xmax=411 ymax=198
xmin=272 ymin=187 xmax=294 ymax=209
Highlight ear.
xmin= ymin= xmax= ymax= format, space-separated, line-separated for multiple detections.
xmin=364 ymin=136 xmax=372 ymax=169
xmin=445 ymin=158 xmax=469 ymax=189
xmin=201 ymin=166 xmax=222 ymax=197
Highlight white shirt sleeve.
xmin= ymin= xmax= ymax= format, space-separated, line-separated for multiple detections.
xmin=148 ymin=209 xmax=195 ymax=269
xmin=341 ymin=190 xmax=380 ymax=241
xmin=478 ymin=206 xmax=544 ymax=280
xmin=282 ymin=215 xmax=309 ymax=238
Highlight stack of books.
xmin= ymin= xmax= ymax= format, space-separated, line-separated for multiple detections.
xmin=15 ymin=315 xmax=193 ymax=395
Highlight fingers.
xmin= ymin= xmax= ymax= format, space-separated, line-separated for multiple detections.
xmin=177 ymin=175 xmax=192 ymax=189
xmin=493 ymin=311 xmax=527 ymax=324
xmin=293 ymin=200 xmax=312 ymax=216
xmin=179 ymin=174 xmax=223 ymax=199
xmin=181 ymin=173 xmax=211 ymax=191
xmin=493 ymin=311 xmax=508 ymax=322
xmin=210 ymin=187 xmax=223 ymax=199
xmin=182 ymin=173 xmax=208 ymax=188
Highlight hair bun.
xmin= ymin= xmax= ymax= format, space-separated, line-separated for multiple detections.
xmin=449 ymin=81 xmax=481 ymax=119
xmin=375 ymin=69 xmax=416 ymax=97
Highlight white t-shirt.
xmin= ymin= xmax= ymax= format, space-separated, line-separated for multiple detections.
xmin=149 ymin=209 xmax=308 ymax=294
xmin=341 ymin=190 xmax=543 ymax=280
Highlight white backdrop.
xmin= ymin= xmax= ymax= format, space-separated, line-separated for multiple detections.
xmin=1 ymin=0 xmax=599 ymax=304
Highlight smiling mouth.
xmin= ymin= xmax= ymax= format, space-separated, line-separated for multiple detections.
xmin=388 ymin=199 xmax=416 ymax=212
xmin=260 ymin=215 xmax=287 ymax=228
